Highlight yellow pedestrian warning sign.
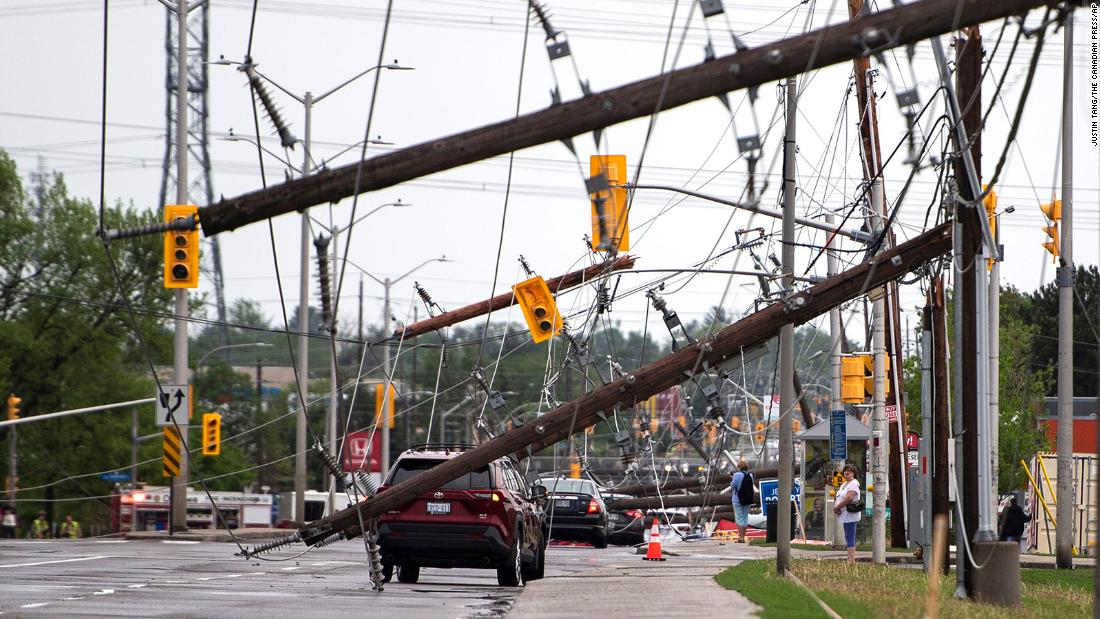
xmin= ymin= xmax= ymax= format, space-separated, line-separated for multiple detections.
xmin=163 ymin=426 xmax=181 ymax=477
xmin=831 ymin=471 xmax=844 ymax=488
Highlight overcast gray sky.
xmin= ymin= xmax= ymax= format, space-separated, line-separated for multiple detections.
xmin=1 ymin=0 xmax=1097 ymax=354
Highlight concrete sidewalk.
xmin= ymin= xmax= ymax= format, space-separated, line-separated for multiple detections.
xmin=510 ymin=540 xmax=768 ymax=619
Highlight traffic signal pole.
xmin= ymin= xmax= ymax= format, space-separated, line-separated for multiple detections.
xmin=1055 ymin=10 xmax=1075 ymax=570
xmin=294 ymin=93 xmax=313 ymax=526
xmin=776 ymin=75 xmax=797 ymax=575
xmin=170 ymin=0 xmax=191 ymax=534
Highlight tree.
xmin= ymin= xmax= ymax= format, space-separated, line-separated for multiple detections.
xmin=0 ymin=150 xmax=174 ymax=529
xmin=1024 ymin=265 xmax=1099 ymax=398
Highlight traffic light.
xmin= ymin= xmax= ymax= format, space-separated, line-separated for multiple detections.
xmin=375 ymin=384 xmax=396 ymax=429
xmin=1040 ymin=199 xmax=1061 ymax=261
xmin=589 ymin=155 xmax=630 ymax=253
xmin=983 ymin=187 xmax=997 ymax=271
xmin=201 ymin=412 xmax=221 ymax=456
xmin=862 ymin=353 xmax=891 ymax=399
xmin=6 ymin=394 xmax=21 ymax=421
xmin=513 ymin=276 xmax=563 ymax=344
xmin=841 ymin=356 xmax=865 ymax=404
xmin=753 ymin=421 xmax=765 ymax=443
xmin=163 ymin=204 xmax=199 ymax=288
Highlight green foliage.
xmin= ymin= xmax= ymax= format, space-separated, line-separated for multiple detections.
xmin=0 ymin=150 xmax=174 ymax=531
xmin=1023 ymin=265 xmax=1099 ymax=398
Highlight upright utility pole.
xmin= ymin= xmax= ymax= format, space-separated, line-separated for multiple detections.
xmin=776 ymin=76 xmax=797 ymax=575
xmin=381 ymin=278 xmax=393 ymax=477
xmin=170 ymin=0 xmax=191 ymax=533
xmin=293 ymin=93 xmax=314 ymax=525
xmin=1055 ymin=10 xmax=1075 ymax=569
xmin=159 ymin=0 xmax=228 ymax=350
xmin=827 ymin=212 xmax=844 ymax=549
xmin=870 ymin=179 xmax=887 ymax=565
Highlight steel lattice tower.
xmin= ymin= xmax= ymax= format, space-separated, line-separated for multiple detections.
xmin=159 ymin=2 xmax=229 ymax=346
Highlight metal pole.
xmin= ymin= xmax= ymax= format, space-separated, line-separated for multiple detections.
xmin=1055 ymin=10 xmax=1075 ymax=569
xmin=327 ymin=225 xmax=339 ymax=516
xmin=827 ymin=213 xmax=844 ymax=549
xmin=170 ymin=0 xmax=190 ymax=534
xmin=776 ymin=76 xmax=796 ymax=574
xmin=382 ymin=278 xmax=392 ymax=477
xmin=975 ymin=232 xmax=994 ymax=541
xmin=953 ymin=219 xmax=967 ymax=596
xmin=988 ymin=224 xmax=1001 ymax=512
xmin=131 ymin=408 xmax=138 ymax=485
xmin=871 ymin=178 xmax=887 ymax=564
xmin=920 ymin=315 xmax=933 ymax=571
xmin=7 ymin=428 xmax=15 ymax=502
xmin=294 ymin=92 xmax=313 ymax=525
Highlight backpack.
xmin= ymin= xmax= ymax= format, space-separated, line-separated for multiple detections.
xmin=736 ymin=472 xmax=755 ymax=504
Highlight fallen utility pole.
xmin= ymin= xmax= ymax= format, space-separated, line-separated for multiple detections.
xmin=608 ymin=493 xmax=749 ymax=511
xmin=394 ymin=256 xmax=635 ymax=340
xmin=195 ymin=0 xmax=1053 ymax=237
xmin=296 ymin=222 xmax=953 ymax=544
xmin=614 ymin=466 xmax=786 ymax=497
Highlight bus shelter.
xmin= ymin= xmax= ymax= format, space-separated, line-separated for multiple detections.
xmin=795 ymin=415 xmax=869 ymax=543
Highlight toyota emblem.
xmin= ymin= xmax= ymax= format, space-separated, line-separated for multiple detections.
xmin=434 ymin=492 xmax=444 ymax=499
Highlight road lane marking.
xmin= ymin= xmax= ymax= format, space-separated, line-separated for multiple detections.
xmin=126 ymin=584 xmax=147 ymax=589
xmin=20 ymin=603 xmax=50 ymax=608
xmin=92 ymin=589 xmax=114 ymax=596
xmin=162 ymin=540 xmax=200 ymax=545
xmin=94 ymin=540 xmax=129 ymax=544
xmin=280 ymin=566 xmax=300 ymax=571
xmin=196 ymin=574 xmax=241 ymax=581
xmin=0 ymin=555 xmax=112 ymax=569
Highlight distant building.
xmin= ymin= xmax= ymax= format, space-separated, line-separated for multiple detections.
xmin=1038 ymin=396 xmax=1097 ymax=454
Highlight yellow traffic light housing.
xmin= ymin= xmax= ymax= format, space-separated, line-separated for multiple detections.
xmin=862 ymin=354 xmax=891 ymax=399
xmin=375 ymin=384 xmax=396 ymax=429
xmin=1040 ymin=199 xmax=1061 ymax=262
xmin=163 ymin=204 xmax=200 ymax=288
xmin=6 ymin=394 xmax=21 ymax=421
xmin=983 ymin=187 xmax=997 ymax=271
xmin=201 ymin=412 xmax=221 ymax=456
xmin=589 ymin=155 xmax=630 ymax=253
xmin=841 ymin=356 xmax=865 ymax=404
xmin=513 ymin=276 xmax=563 ymax=344
xmin=1040 ymin=199 xmax=1062 ymax=221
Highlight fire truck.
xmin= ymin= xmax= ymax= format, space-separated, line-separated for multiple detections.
xmin=110 ymin=484 xmax=273 ymax=532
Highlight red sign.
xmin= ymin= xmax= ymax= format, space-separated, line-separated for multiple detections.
xmin=905 ymin=431 xmax=919 ymax=450
xmin=342 ymin=431 xmax=382 ymax=473
xmin=885 ymin=404 xmax=898 ymax=423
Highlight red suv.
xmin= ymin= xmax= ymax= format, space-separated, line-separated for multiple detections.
xmin=377 ymin=445 xmax=547 ymax=586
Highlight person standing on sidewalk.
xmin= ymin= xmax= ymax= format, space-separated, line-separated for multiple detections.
xmin=999 ymin=497 xmax=1030 ymax=551
xmin=832 ymin=464 xmax=862 ymax=563
xmin=731 ymin=459 xmax=754 ymax=543
xmin=31 ymin=511 xmax=51 ymax=539
xmin=1 ymin=507 xmax=16 ymax=538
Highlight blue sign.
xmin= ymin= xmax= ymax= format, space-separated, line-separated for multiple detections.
xmin=758 ymin=478 xmax=802 ymax=517
xmin=100 ymin=471 xmax=131 ymax=483
xmin=830 ymin=409 xmax=847 ymax=461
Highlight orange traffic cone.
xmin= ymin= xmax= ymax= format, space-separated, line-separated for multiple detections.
xmin=643 ymin=518 xmax=666 ymax=561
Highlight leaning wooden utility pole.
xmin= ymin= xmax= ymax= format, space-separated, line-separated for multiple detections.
xmin=777 ymin=75 xmax=797 ymax=575
xmin=194 ymin=0 xmax=1055 ymax=238
xmin=291 ymin=224 xmax=953 ymax=546
xmin=393 ymin=256 xmax=635 ymax=339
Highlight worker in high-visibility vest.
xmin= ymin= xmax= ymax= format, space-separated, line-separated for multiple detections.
xmin=31 ymin=511 xmax=51 ymax=539
xmin=59 ymin=514 xmax=81 ymax=539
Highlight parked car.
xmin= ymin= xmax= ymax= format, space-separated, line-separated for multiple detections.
xmin=539 ymin=476 xmax=609 ymax=548
xmin=602 ymin=492 xmax=646 ymax=545
xmin=376 ymin=445 xmax=547 ymax=586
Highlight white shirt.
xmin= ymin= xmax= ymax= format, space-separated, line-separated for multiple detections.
xmin=835 ymin=479 xmax=861 ymax=524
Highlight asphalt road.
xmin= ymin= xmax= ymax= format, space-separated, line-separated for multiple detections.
xmin=0 ymin=538 xmax=630 ymax=618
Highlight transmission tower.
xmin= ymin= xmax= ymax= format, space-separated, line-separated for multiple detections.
xmin=159 ymin=2 xmax=229 ymax=349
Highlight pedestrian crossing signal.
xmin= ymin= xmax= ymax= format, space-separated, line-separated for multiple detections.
xmin=201 ymin=412 xmax=221 ymax=456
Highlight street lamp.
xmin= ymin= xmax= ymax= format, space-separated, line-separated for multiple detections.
xmin=214 ymin=57 xmax=412 ymax=524
xmin=358 ymin=256 xmax=452 ymax=475
xmin=195 ymin=342 xmax=273 ymax=377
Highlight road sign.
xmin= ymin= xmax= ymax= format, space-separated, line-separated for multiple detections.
xmin=830 ymin=409 xmax=847 ymax=461
xmin=155 ymin=384 xmax=191 ymax=427
xmin=758 ymin=478 xmax=802 ymax=517
xmin=162 ymin=426 xmax=182 ymax=477
xmin=100 ymin=471 xmax=131 ymax=483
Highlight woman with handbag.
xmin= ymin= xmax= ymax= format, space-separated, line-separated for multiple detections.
xmin=832 ymin=464 xmax=863 ymax=563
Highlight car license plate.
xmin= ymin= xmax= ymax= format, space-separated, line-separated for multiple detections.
xmin=426 ymin=501 xmax=451 ymax=515
xmin=554 ymin=499 xmax=571 ymax=509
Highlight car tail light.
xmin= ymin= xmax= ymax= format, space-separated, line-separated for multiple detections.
xmin=587 ymin=498 xmax=600 ymax=514
xmin=625 ymin=509 xmax=643 ymax=520
xmin=471 ymin=491 xmax=501 ymax=502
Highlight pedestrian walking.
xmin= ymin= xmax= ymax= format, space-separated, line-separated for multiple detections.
xmin=59 ymin=514 xmax=81 ymax=539
xmin=31 ymin=511 xmax=51 ymax=539
xmin=1 ymin=506 xmax=16 ymax=538
xmin=999 ymin=497 xmax=1031 ymax=551
xmin=731 ymin=459 xmax=754 ymax=544
xmin=832 ymin=464 xmax=862 ymax=563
